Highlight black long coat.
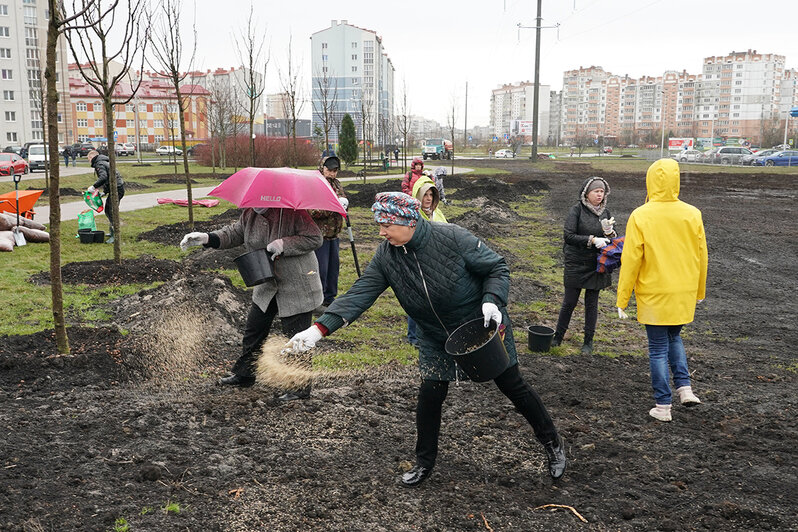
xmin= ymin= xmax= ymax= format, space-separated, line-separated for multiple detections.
xmin=562 ymin=178 xmax=613 ymax=290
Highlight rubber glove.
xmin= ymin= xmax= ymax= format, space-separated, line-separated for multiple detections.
xmin=481 ymin=302 xmax=502 ymax=328
xmin=593 ymin=237 xmax=610 ymax=249
xmin=600 ymin=217 xmax=615 ymax=235
xmin=338 ymin=197 xmax=349 ymax=210
xmin=697 ymin=299 xmax=704 ymax=304
xmin=87 ymin=185 xmax=96 ymax=195
xmin=267 ymin=238 xmax=284 ymax=260
xmin=179 ymin=232 xmax=208 ymax=251
xmin=617 ymin=307 xmax=629 ymax=319
xmin=287 ymin=325 xmax=324 ymax=352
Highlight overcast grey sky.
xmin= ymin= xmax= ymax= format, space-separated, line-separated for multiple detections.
xmin=186 ymin=0 xmax=798 ymax=126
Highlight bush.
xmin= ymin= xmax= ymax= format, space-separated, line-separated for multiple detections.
xmin=196 ymin=136 xmax=319 ymax=168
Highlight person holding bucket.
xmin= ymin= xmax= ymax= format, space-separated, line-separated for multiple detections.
xmin=551 ymin=176 xmax=617 ymax=354
xmin=86 ymin=150 xmax=126 ymax=244
xmin=179 ymin=208 xmax=323 ymax=401
xmin=287 ymin=192 xmax=566 ymax=486
xmin=616 ymin=159 xmax=706 ymax=422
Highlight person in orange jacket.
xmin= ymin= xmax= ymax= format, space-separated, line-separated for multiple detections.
xmin=401 ymin=157 xmax=425 ymax=195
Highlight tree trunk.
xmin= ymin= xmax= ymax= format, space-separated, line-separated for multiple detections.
xmin=45 ymin=0 xmax=69 ymax=355
xmin=105 ymin=98 xmax=121 ymax=263
xmin=176 ymin=87 xmax=194 ymax=228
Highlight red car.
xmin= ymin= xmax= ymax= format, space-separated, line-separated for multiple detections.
xmin=0 ymin=152 xmax=29 ymax=176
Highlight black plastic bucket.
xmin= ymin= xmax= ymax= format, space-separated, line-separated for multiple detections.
xmin=527 ymin=325 xmax=555 ymax=352
xmin=92 ymin=230 xmax=105 ymax=243
xmin=78 ymin=229 xmax=94 ymax=244
xmin=233 ymin=249 xmax=274 ymax=287
xmin=445 ymin=318 xmax=510 ymax=382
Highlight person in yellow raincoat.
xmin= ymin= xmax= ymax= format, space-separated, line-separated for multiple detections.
xmin=616 ymin=158 xmax=707 ymax=422
xmin=412 ymin=175 xmax=448 ymax=223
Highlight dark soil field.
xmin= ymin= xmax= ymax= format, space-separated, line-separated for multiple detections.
xmin=2 ymin=162 xmax=797 ymax=531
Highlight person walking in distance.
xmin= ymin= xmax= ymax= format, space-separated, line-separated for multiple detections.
xmin=616 ymin=159 xmax=706 ymax=422
xmin=552 ymin=177 xmax=617 ymax=354
xmin=309 ymin=156 xmax=348 ymax=311
xmin=287 ymin=192 xmax=566 ymax=487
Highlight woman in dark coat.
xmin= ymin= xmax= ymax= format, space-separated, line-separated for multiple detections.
xmin=552 ymin=176 xmax=617 ymax=354
xmin=287 ymin=192 xmax=566 ymax=487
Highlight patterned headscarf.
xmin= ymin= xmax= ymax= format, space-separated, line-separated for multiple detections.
xmin=371 ymin=192 xmax=420 ymax=227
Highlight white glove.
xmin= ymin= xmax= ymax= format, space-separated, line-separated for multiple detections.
xmin=697 ymin=299 xmax=704 ymax=304
xmin=287 ymin=325 xmax=324 ymax=352
xmin=617 ymin=307 xmax=629 ymax=319
xmin=338 ymin=197 xmax=349 ymax=210
xmin=593 ymin=237 xmax=610 ymax=249
xmin=179 ymin=232 xmax=208 ymax=251
xmin=481 ymin=302 xmax=502 ymax=328
xmin=87 ymin=185 xmax=96 ymax=195
xmin=266 ymin=238 xmax=284 ymax=260
xmin=600 ymin=217 xmax=615 ymax=235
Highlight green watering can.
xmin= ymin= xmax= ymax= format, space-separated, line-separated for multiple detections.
xmin=83 ymin=190 xmax=104 ymax=213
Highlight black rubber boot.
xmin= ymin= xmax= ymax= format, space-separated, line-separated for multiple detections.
xmin=543 ymin=435 xmax=567 ymax=480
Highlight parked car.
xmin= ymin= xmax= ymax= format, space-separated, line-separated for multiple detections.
xmin=26 ymin=144 xmax=47 ymax=172
xmin=676 ymin=149 xmax=704 ymax=163
xmin=74 ymin=142 xmax=94 ymax=156
xmin=156 ymin=145 xmax=183 ymax=156
xmin=0 ymin=152 xmax=29 ymax=175
xmin=742 ymin=148 xmax=778 ymax=165
xmin=114 ymin=143 xmax=129 ymax=156
xmin=186 ymin=144 xmax=206 ymax=156
xmin=2 ymin=146 xmax=23 ymax=156
xmin=122 ymin=143 xmax=136 ymax=156
xmin=773 ymin=144 xmax=792 ymax=150
xmin=602 ymin=146 xmax=613 ymax=154
xmin=494 ymin=149 xmax=515 ymax=158
xmin=752 ymin=150 xmax=798 ymax=167
xmin=703 ymin=146 xmax=753 ymax=165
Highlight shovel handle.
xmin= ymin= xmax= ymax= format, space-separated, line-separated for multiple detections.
xmin=12 ymin=173 xmax=21 ymax=185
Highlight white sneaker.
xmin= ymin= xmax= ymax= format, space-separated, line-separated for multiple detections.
xmin=675 ymin=386 xmax=701 ymax=406
xmin=649 ymin=404 xmax=672 ymax=422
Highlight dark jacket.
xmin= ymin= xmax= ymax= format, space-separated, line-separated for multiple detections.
xmin=91 ymin=154 xmax=125 ymax=194
xmin=562 ymin=177 xmax=613 ymax=290
xmin=308 ymin=175 xmax=346 ymax=239
xmin=316 ymin=218 xmax=518 ymax=381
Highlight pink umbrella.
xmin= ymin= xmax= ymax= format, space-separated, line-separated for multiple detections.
xmin=209 ymin=167 xmax=347 ymax=216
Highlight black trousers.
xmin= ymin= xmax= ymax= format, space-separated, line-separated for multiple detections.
xmin=232 ymin=299 xmax=312 ymax=378
xmin=414 ymin=364 xmax=558 ymax=468
xmin=554 ymin=286 xmax=600 ymax=343
xmin=104 ymin=187 xmax=125 ymax=233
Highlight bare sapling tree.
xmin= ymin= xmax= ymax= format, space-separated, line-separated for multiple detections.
xmin=147 ymin=0 xmax=198 ymax=226
xmin=395 ymin=79 xmax=411 ymax=174
xmin=43 ymin=0 xmax=97 ymax=355
xmin=313 ymin=65 xmax=338 ymax=156
xmin=234 ymin=3 xmax=268 ymax=167
xmin=358 ymin=93 xmax=374 ymax=170
xmin=279 ymin=34 xmax=304 ymax=167
xmin=206 ymin=76 xmax=236 ymax=172
xmin=447 ymin=93 xmax=457 ymax=175
xmin=65 ymin=0 xmax=147 ymax=263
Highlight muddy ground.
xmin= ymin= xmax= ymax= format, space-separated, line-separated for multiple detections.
xmin=2 ymin=161 xmax=797 ymax=531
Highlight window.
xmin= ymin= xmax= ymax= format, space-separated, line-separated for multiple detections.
xmin=321 ymin=54 xmax=327 ymax=61
xmin=6 ymin=131 xmax=16 ymax=141
xmin=24 ymin=6 xmax=36 ymax=24
xmin=154 ymin=119 xmax=163 ymax=128
xmin=0 ymin=5 xmax=7 ymax=15
xmin=1 ymin=68 xmax=11 ymax=79
xmin=321 ymin=42 xmax=327 ymax=49
xmin=0 ymin=26 xmax=8 ymax=37
xmin=351 ymin=54 xmax=357 ymax=60
xmin=77 ymin=118 xmax=87 ymax=127
xmin=2 ymin=89 xmax=11 ymax=100
xmin=23 ymin=0 xmax=35 ymax=4
xmin=322 ymin=66 xmax=327 ymax=73
xmin=24 ymin=27 xmax=37 ymax=46
xmin=154 ymin=103 xmax=162 ymax=112
xmin=57 ymin=113 xmax=62 ymax=123
xmin=126 ymin=119 xmax=134 ymax=128
xmin=94 ymin=118 xmax=102 ymax=128
xmin=0 ymin=48 xmax=9 ymax=58
xmin=76 ymin=101 xmax=86 ymax=111
xmin=138 ymin=103 xmax=146 ymax=112
xmin=154 ymin=134 xmax=163 ymax=142
xmin=351 ymin=42 xmax=357 ymax=48
xmin=139 ymin=120 xmax=146 ymax=128
xmin=78 ymin=135 xmax=88 ymax=142
xmin=4 ymin=110 xmax=15 ymax=121
xmin=125 ymin=104 xmax=134 ymax=112
xmin=351 ymin=66 xmax=357 ymax=72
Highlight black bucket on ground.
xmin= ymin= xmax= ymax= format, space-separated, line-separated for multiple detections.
xmin=444 ymin=318 xmax=510 ymax=382
xmin=233 ymin=248 xmax=274 ymax=287
xmin=78 ymin=229 xmax=94 ymax=244
xmin=92 ymin=230 xmax=105 ymax=243
xmin=528 ymin=325 xmax=555 ymax=352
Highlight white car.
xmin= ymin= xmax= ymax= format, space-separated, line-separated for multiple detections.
xmin=156 ymin=145 xmax=183 ymax=156
xmin=494 ymin=149 xmax=515 ymax=158
xmin=676 ymin=149 xmax=704 ymax=163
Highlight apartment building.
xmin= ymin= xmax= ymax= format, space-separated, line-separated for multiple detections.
xmin=0 ymin=0 xmax=71 ymax=146
xmin=67 ymin=70 xmax=210 ymax=147
xmin=489 ymin=81 xmax=551 ymax=144
xmin=310 ymin=20 xmax=395 ymax=145
xmin=558 ymin=50 xmax=796 ymax=147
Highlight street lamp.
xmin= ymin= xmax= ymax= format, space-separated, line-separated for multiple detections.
xmin=659 ymin=89 xmax=666 ymax=158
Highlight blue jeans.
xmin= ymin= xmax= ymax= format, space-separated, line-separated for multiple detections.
xmin=314 ymin=238 xmax=340 ymax=305
xmin=645 ymin=325 xmax=691 ymax=405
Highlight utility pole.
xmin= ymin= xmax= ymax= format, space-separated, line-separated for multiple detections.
xmin=463 ymin=81 xmax=468 ymax=150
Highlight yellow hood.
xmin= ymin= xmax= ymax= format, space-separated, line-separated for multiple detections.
xmin=646 ymin=158 xmax=680 ymax=202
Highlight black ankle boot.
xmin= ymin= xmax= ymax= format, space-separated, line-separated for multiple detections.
xmin=543 ymin=436 xmax=567 ymax=480
xmin=580 ymin=339 xmax=593 ymax=354
xmin=219 ymin=373 xmax=256 ymax=387
xmin=400 ymin=464 xmax=433 ymax=487
xmin=277 ymin=385 xmax=311 ymax=402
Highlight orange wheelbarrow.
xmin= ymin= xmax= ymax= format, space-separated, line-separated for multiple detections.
xmin=0 ymin=189 xmax=44 ymax=220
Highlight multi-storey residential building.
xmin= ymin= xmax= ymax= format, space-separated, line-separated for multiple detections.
xmin=0 ymin=0 xmax=71 ymax=146
xmin=67 ymin=71 xmax=209 ymax=147
xmin=310 ymin=20 xmax=394 ymax=146
xmin=489 ymin=81 xmax=551 ymax=144
xmin=265 ymin=92 xmax=289 ymax=120
xmin=557 ymin=51 xmax=796 ymax=147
